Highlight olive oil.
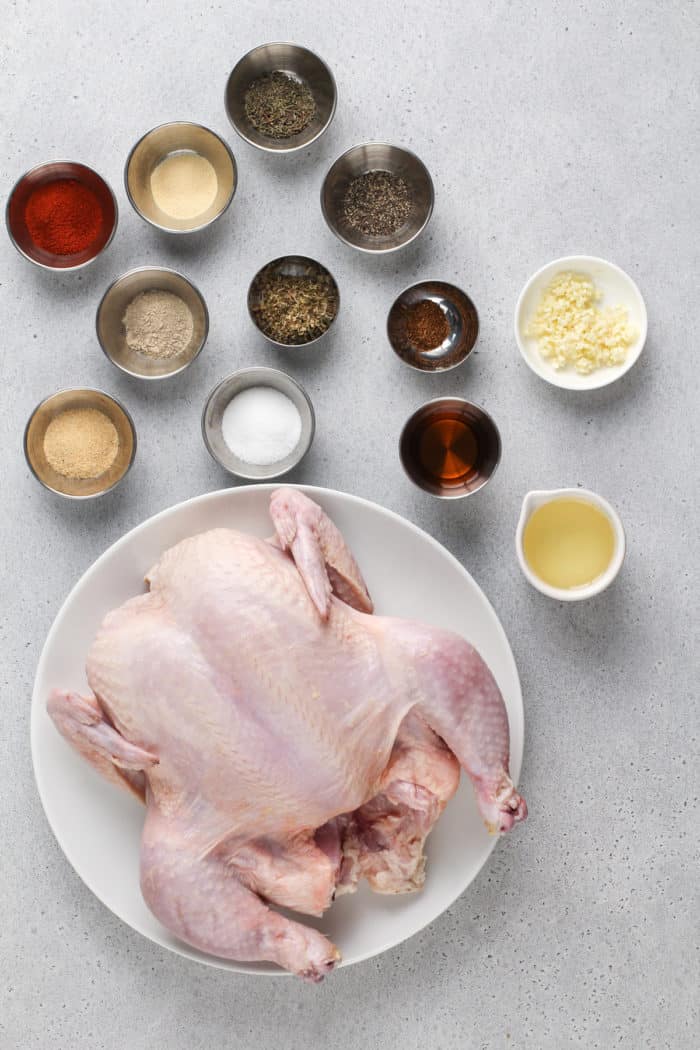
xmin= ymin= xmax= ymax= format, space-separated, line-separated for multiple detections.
xmin=523 ymin=498 xmax=615 ymax=589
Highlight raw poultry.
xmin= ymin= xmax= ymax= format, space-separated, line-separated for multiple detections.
xmin=48 ymin=489 xmax=526 ymax=980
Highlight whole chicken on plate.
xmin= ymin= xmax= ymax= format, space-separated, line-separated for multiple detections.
xmin=48 ymin=489 xmax=526 ymax=980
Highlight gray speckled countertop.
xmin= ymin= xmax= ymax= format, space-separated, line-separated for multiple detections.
xmin=2 ymin=2 xmax=698 ymax=1047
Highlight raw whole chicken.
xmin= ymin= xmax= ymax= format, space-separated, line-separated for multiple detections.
xmin=48 ymin=489 xmax=526 ymax=980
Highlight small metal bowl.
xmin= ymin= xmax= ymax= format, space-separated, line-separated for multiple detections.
xmin=125 ymin=122 xmax=237 ymax=234
xmin=247 ymin=255 xmax=340 ymax=348
xmin=321 ymin=142 xmax=434 ymax=254
xmin=24 ymin=388 xmax=136 ymax=499
xmin=225 ymin=42 xmax=336 ymax=153
xmin=6 ymin=161 xmax=118 ymax=271
xmin=202 ymin=366 xmax=315 ymax=480
xmin=387 ymin=280 xmax=479 ymax=372
xmin=399 ymin=397 xmax=501 ymax=500
xmin=96 ymin=266 xmax=209 ymax=379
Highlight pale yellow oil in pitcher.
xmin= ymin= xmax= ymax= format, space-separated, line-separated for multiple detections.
xmin=522 ymin=497 xmax=615 ymax=590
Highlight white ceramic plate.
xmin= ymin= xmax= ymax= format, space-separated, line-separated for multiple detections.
xmin=31 ymin=484 xmax=524 ymax=975
xmin=514 ymin=254 xmax=647 ymax=390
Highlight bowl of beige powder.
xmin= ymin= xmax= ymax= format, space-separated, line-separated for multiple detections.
xmin=24 ymin=388 xmax=136 ymax=498
xmin=125 ymin=121 xmax=237 ymax=234
xmin=96 ymin=266 xmax=209 ymax=379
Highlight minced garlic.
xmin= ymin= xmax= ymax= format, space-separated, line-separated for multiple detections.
xmin=526 ymin=271 xmax=637 ymax=374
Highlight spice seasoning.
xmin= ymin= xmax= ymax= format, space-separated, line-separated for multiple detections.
xmin=24 ymin=178 xmax=103 ymax=255
xmin=123 ymin=290 xmax=194 ymax=359
xmin=251 ymin=265 xmax=338 ymax=344
xmin=402 ymin=299 xmax=450 ymax=352
xmin=43 ymin=408 xmax=119 ymax=479
xmin=222 ymin=387 xmax=302 ymax=465
xmin=244 ymin=71 xmax=316 ymax=138
xmin=341 ymin=170 xmax=411 ymax=237
xmin=150 ymin=152 xmax=218 ymax=221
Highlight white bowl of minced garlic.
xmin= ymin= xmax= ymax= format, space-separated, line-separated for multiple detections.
xmin=514 ymin=255 xmax=647 ymax=391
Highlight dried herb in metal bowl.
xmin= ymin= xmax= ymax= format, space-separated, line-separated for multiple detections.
xmin=244 ymin=71 xmax=316 ymax=139
xmin=249 ymin=259 xmax=339 ymax=345
xmin=342 ymin=170 xmax=411 ymax=237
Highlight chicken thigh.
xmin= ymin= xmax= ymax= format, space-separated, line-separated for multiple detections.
xmin=48 ymin=489 xmax=526 ymax=980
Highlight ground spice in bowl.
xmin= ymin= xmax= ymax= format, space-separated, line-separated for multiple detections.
xmin=24 ymin=178 xmax=104 ymax=255
xmin=244 ymin=71 xmax=316 ymax=138
xmin=342 ymin=170 xmax=411 ymax=236
xmin=43 ymin=408 xmax=119 ymax=479
xmin=402 ymin=299 xmax=450 ymax=352
xmin=149 ymin=152 xmax=218 ymax=221
xmin=123 ymin=289 xmax=194 ymax=359
xmin=249 ymin=259 xmax=339 ymax=345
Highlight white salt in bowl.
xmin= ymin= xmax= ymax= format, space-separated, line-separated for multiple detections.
xmin=201 ymin=366 xmax=315 ymax=480
xmin=514 ymin=255 xmax=647 ymax=391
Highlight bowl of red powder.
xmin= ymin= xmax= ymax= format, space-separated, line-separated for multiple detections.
xmin=6 ymin=161 xmax=117 ymax=270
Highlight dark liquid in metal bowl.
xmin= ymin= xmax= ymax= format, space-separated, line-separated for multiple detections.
xmin=400 ymin=399 xmax=500 ymax=497
xmin=417 ymin=415 xmax=479 ymax=485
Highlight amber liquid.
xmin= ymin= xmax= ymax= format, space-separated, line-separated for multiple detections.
xmin=413 ymin=413 xmax=480 ymax=487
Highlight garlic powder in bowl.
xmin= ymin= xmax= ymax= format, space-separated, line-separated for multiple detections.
xmin=514 ymin=255 xmax=647 ymax=391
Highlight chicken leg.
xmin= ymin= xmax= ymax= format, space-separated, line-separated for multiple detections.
xmin=140 ymin=807 xmax=340 ymax=981
xmin=393 ymin=622 xmax=527 ymax=833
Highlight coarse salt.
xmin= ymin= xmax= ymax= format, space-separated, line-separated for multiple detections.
xmin=221 ymin=386 xmax=302 ymax=466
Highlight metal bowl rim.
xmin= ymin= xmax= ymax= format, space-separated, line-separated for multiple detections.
xmin=224 ymin=42 xmax=337 ymax=154
xmin=320 ymin=141 xmax=435 ymax=255
xmin=23 ymin=387 xmax=137 ymax=499
xmin=246 ymin=254 xmax=340 ymax=348
xmin=201 ymin=366 xmax=316 ymax=480
xmin=386 ymin=279 xmax=480 ymax=373
xmin=95 ymin=265 xmax=210 ymax=380
xmin=398 ymin=396 xmax=502 ymax=500
xmin=123 ymin=121 xmax=238 ymax=234
xmin=6 ymin=160 xmax=119 ymax=272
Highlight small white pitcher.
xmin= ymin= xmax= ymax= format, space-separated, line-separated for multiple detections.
xmin=515 ymin=488 xmax=626 ymax=601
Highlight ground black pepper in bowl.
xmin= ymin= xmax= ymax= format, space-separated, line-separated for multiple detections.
xmin=244 ymin=72 xmax=316 ymax=139
xmin=248 ymin=256 xmax=339 ymax=346
xmin=341 ymin=170 xmax=411 ymax=237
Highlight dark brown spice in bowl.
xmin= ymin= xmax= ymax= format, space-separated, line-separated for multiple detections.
xmin=401 ymin=300 xmax=450 ymax=352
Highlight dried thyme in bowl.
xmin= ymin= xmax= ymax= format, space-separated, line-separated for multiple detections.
xmin=250 ymin=261 xmax=339 ymax=345
xmin=244 ymin=71 xmax=316 ymax=139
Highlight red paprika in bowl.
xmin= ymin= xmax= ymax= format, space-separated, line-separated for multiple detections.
xmin=6 ymin=161 xmax=117 ymax=270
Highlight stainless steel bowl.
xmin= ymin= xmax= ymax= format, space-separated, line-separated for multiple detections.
xmin=399 ymin=397 xmax=501 ymax=499
xmin=96 ymin=266 xmax=209 ymax=379
xmin=24 ymin=388 xmax=136 ymax=499
xmin=387 ymin=280 xmax=479 ymax=372
xmin=202 ymin=366 xmax=315 ymax=480
xmin=6 ymin=161 xmax=118 ymax=271
xmin=225 ymin=42 xmax=336 ymax=153
xmin=247 ymin=255 xmax=340 ymax=347
xmin=321 ymin=142 xmax=434 ymax=254
xmin=124 ymin=122 xmax=237 ymax=234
